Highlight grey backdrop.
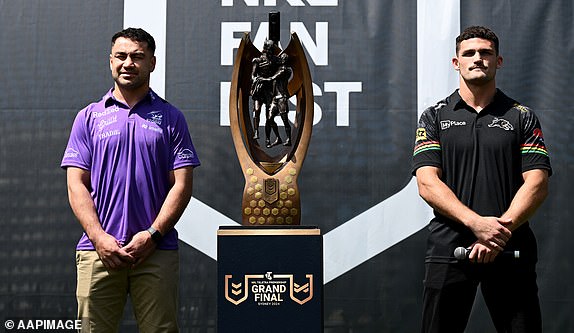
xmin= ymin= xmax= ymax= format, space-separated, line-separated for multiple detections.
xmin=1 ymin=0 xmax=572 ymax=332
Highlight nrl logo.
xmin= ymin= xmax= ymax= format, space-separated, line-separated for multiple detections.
xmin=225 ymin=273 xmax=313 ymax=306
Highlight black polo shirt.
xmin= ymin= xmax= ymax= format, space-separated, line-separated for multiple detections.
xmin=412 ymin=89 xmax=552 ymax=263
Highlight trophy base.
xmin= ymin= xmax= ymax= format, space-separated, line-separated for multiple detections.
xmin=217 ymin=225 xmax=324 ymax=332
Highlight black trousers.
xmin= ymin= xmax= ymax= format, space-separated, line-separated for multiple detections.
xmin=421 ymin=260 xmax=541 ymax=333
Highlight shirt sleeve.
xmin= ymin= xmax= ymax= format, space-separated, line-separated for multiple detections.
xmin=518 ymin=105 xmax=552 ymax=176
xmin=61 ymin=109 xmax=93 ymax=170
xmin=170 ymin=108 xmax=201 ymax=170
xmin=412 ymin=106 xmax=442 ymax=175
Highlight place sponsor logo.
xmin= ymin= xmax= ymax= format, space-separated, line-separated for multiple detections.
xmin=440 ymin=119 xmax=467 ymax=130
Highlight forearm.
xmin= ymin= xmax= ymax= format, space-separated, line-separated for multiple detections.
xmin=416 ymin=166 xmax=511 ymax=252
xmin=416 ymin=167 xmax=480 ymax=228
xmin=67 ymin=169 xmax=105 ymax=241
xmin=70 ymin=189 xmax=103 ymax=238
xmin=501 ymin=169 xmax=549 ymax=231
xmin=151 ymin=167 xmax=194 ymax=235
xmin=67 ymin=167 xmax=136 ymax=268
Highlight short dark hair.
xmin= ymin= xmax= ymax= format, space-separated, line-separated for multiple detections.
xmin=456 ymin=26 xmax=499 ymax=55
xmin=111 ymin=28 xmax=156 ymax=54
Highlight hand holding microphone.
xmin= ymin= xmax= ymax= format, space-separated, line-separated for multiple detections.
xmin=454 ymin=246 xmax=520 ymax=262
xmin=462 ymin=216 xmax=515 ymax=263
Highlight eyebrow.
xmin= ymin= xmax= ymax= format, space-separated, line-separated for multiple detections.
xmin=461 ymin=48 xmax=495 ymax=54
xmin=112 ymin=51 xmax=146 ymax=56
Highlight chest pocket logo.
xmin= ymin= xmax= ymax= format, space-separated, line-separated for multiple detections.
xmin=488 ymin=117 xmax=514 ymax=131
xmin=147 ymin=111 xmax=163 ymax=126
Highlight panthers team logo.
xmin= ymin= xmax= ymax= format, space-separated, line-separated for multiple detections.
xmin=488 ymin=117 xmax=514 ymax=131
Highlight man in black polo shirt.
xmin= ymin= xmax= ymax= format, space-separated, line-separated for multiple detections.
xmin=412 ymin=26 xmax=552 ymax=333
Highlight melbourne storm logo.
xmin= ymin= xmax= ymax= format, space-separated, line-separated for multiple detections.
xmin=146 ymin=111 xmax=163 ymax=126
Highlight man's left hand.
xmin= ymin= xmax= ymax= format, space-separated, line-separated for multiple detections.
xmin=122 ymin=231 xmax=157 ymax=267
xmin=468 ymin=242 xmax=500 ymax=264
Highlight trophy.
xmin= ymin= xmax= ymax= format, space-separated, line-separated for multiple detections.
xmin=229 ymin=12 xmax=314 ymax=225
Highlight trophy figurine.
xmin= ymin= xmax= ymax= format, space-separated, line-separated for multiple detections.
xmin=229 ymin=12 xmax=314 ymax=225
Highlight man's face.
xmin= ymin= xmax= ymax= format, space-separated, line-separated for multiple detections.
xmin=109 ymin=37 xmax=156 ymax=91
xmin=452 ymin=37 xmax=502 ymax=86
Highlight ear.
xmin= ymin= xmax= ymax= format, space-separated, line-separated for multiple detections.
xmin=109 ymin=54 xmax=113 ymax=71
xmin=496 ymin=55 xmax=503 ymax=69
xmin=150 ymin=55 xmax=156 ymax=73
xmin=452 ymin=56 xmax=460 ymax=71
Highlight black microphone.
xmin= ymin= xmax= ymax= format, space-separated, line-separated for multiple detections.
xmin=454 ymin=247 xmax=520 ymax=260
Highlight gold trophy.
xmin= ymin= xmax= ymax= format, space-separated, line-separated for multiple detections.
xmin=229 ymin=12 xmax=314 ymax=225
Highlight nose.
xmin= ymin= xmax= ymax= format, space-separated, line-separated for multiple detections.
xmin=473 ymin=54 xmax=484 ymax=64
xmin=123 ymin=55 xmax=136 ymax=67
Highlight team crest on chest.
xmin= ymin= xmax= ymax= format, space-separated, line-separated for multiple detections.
xmin=488 ymin=117 xmax=514 ymax=131
xmin=147 ymin=111 xmax=163 ymax=126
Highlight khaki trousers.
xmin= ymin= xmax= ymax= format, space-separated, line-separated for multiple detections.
xmin=76 ymin=250 xmax=179 ymax=333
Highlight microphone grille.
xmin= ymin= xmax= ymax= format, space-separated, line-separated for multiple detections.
xmin=454 ymin=247 xmax=467 ymax=260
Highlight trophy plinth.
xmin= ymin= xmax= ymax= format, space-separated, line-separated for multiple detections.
xmin=229 ymin=13 xmax=314 ymax=226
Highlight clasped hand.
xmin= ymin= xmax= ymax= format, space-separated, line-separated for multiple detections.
xmin=468 ymin=216 xmax=512 ymax=264
xmin=93 ymin=231 xmax=156 ymax=269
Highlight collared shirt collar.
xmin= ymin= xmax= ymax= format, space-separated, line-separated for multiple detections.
xmin=452 ymin=88 xmax=508 ymax=113
xmin=103 ymin=88 xmax=157 ymax=108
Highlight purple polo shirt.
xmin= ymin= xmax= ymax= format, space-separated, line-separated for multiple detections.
xmin=61 ymin=89 xmax=200 ymax=250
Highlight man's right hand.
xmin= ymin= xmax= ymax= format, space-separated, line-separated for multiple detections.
xmin=92 ymin=232 xmax=135 ymax=269
xmin=468 ymin=216 xmax=512 ymax=251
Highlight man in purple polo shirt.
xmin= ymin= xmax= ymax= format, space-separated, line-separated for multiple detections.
xmin=61 ymin=28 xmax=200 ymax=332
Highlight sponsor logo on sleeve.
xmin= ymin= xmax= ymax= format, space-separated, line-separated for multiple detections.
xmin=177 ymin=148 xmax=195 ymax=160
xmin=415 ymin=128 xmax=427 ymax=141
xmin=63 ymin=148 xmax=80 ymax=159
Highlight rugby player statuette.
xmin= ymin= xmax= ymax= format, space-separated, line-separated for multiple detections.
xmin=229 ymin=11 xmax=314 ymax=225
